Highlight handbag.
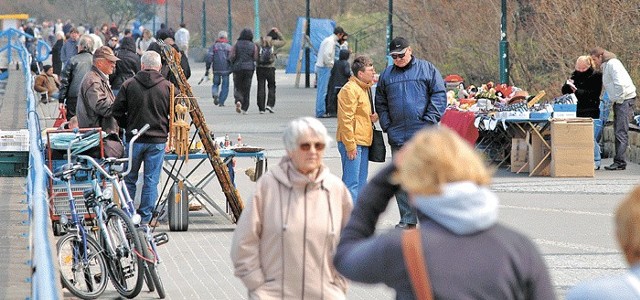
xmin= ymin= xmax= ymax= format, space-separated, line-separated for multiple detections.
xmin=368 ymin=88 xmax=386 ymax=162
xmin=369 ymin=126 xmax=386 ymax=162
xmin=53 ymin=106 xmax=67 ymax=128
xmin=402 ymin=229 xmax=433 ymax=300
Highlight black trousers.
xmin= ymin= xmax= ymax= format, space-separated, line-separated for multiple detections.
xmin=233 ymin=70 xmax=254 ymax=112
xmin=256 ymin=67 xmax=276 ymax=112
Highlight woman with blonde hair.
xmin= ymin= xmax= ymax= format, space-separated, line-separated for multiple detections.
xmin=334 ymin=127 xmax=555 ymax=299
xmin=561 ymin=55 xmax=603 ymax=169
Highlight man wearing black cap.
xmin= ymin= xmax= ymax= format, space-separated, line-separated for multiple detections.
xmin=315 ymin=26 xmax=346 ymax=118
xmin=375 ymin=36 xmax=447 ymax=229
xmin=76 ymin=46 xmax=120 ymax=130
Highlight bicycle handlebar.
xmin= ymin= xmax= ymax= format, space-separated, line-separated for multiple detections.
xmin=122 ymin=124 xmax=150 ymax=177
xmin=67 ymin=128 xmax=99 ymax=165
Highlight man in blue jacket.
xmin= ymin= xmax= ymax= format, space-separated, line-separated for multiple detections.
xmin=375 ymin=36 xmax=446 ymax=229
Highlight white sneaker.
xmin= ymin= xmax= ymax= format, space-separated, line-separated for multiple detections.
xmin=242 ymin=110 xmax=248 ymax=115
xmin=265 ymin=106 xmax=275 ymax=113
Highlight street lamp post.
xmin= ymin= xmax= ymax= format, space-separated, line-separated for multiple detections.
xmin=227 ymin=0 xmax=233 ymax=42
xmin=499 ymin=0 xmax=509 ymax=84
xmin=181 ymin=0 xmax=184 ymax=24
xmin=305 ymin=0 xmax=310 ymax=88
xmin=254 ymin=0 xmax=260 ymax=41
xmin=202 ymin=0 xmax=206 ymax=48
xmin=386 ymin=0 xmax=393 ymax=65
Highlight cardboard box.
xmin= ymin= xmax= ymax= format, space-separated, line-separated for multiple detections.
xmin=510 ymin=138 xmax=529 ymax=173
xmin=550 ymin=118 xmax=594 ymax=177
xmin=529 ymin=131 xmax=551 ymax=176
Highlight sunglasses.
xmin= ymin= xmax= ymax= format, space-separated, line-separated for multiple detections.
xmin=299 ymin=142 xmax=326 ymax=151
xmin=391 ymin=53 xmax=406 ymax=60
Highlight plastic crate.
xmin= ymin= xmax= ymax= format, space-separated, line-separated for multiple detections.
xmin=0 ymin=130 xmax=29 ymax=152
xmin=50 ymin=182 xmax=93 ymax=219
xmin=0 ymin=151 xmax=29 ymax=177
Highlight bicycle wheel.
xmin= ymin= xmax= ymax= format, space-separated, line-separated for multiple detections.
xmin=137 ymin=229 xmax=167 ymax=298
xmin=57 ymin=232 xmax=108 ymax=299
xmin=136 ymin=228 xmax=155 ymax=292
xmin=104 ymin=206 xmax=144 ymax=298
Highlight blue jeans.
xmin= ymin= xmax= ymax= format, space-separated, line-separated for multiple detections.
xmin=337 ymin=142 xmax=369 ymax=203
xmin=391 ymin=146 xmax=417 ymax=225
xmin=315 ymin=66 xmax=331 ymax=117
xmin=212 ymin=72 xmax=230 ymax=105
xmin=125 ymin=142 xmax=166 ymax=223
xmin=593 ymin=119 xmax=602 ymax=167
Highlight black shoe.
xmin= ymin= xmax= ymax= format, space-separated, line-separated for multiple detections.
xmin=395 ymin=223 xmax=417 ymax=230
xmin=604 ymin=163 xmax=626 ymax=170
xmin=213 ymin=97 xmax=219 ymax=105
xmin=218 ymin=103 xmax=225 ymax=107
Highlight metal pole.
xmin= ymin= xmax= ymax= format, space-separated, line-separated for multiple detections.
xmin=164 ymin=0 xmax=168 ymax=27
xmin=499 ymin=0 xmax=509 ymax=84
xmin=305 ymin=0 xmax=310 ymax=88
xmin=386 ymin=0 xmax=393 ymax=66
xmin=387 ymin=0 xmax=393 ymax=56
xmin=181 ymin=0 xmax=185 ymax=24
xmin=227 ymin=0 xmax=233 ymax=42
xmin=254 ymin=0 xmax=260 ymax=42
xmin=202 ymin=0 xmax=206 ymax=48
xmin=153 ymin=3 xmax=157 ymax=34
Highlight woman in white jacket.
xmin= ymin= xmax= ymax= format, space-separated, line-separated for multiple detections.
xmin=231 ymin=117 xmax=353 ymax=299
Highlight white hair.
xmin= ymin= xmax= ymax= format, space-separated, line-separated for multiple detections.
xmin=141 ymin=51 xmax=162 ymax=69
xmin=283 ymin=117 xmax=332 ymax=152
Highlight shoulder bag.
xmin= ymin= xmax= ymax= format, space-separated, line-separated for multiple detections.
xmin=401 ymin=229 xmax=433 ymax=300
xmin=368 ymin=88 xmax=386 ymax=162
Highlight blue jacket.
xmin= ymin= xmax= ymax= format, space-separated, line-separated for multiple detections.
xmin=375 ymin=57 xmax=446 ymax=147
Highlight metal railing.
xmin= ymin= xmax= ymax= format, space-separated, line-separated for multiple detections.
xmin=1 ymin=28 xmax=59 ymax=299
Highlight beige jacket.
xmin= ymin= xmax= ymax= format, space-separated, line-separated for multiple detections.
xmin=231 ymin=157 xmax=353 ymax=300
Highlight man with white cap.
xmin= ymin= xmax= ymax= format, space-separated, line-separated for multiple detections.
xmin=375 ymin=36 xmax=447 ymax=229
xmin=76 ymin=45 xmax=120 ymax=130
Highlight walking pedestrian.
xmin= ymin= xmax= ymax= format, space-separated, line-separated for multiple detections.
xmin=205 ymin=31 xmax=232 ymax=107
xmin=229 ymin=28 xmax=258 ymax=115
xmin=231 ymin=117 xmax=352 ymax=299
xmin=58 ymin=34 xmax=94 ymax=120
xmin=255 ymin=27 xmax=285 ymax=114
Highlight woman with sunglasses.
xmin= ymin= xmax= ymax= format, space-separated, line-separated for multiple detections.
xmin=231 ymin=117 xmax=353 ymax=299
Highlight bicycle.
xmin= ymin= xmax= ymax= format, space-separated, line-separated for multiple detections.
xmin=45 ymin=129 xmax=109 ymax=299
xmin=91 ymin=124 xmax=169 ymax=299
xmin=47 ymin=129 xmax=145 ymax=299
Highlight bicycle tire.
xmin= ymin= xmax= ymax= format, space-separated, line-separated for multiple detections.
xmin=57 ymin=233 xmax=108 ymax=299
xmin=137 ymin=229 xmax=155 ymax=293
xmin=104 ymin=206 xmax=144 ymax=298
xmin=138 ymin=229 xmax=165 ymax=298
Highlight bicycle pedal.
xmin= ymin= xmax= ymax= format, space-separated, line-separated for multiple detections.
xmin=153 ymin=233 xmax=169 ymax=246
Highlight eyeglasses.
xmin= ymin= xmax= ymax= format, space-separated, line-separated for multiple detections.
xmin=391 ymin=53 xmax=406 ymax=60
xmin=299 ymin=142 xmax=326 ymax=151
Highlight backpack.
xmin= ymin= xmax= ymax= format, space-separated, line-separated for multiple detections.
xmin=258 ymin=45 xmax=275 ymax=65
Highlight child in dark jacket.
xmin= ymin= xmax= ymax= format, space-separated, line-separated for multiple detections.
xmin=325 ymin=49 xmax=351 ymax=117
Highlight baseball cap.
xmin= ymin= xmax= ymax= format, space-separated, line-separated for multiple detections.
xmin=389 ymin=37 xmax=409 ymax=54
xmin=93 ymin=46 xmax=120 ymax=62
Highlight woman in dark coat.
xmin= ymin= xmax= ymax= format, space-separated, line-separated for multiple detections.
xmin=229 ymin=28 xmax=258 ymax=114
xmin=561 ymin=55 xmax=603 ymax=169
xmin=50 ymin=31 xmax=65 ymax=75
xmin=325 ymin=49 xmax=351 ymax=117
xmin=109 ymin=36 xmax=141 ymax=95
